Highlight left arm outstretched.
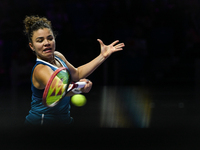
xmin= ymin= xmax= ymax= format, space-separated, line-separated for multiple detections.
xmin=55 ymin=39 xmax=125 ymax=81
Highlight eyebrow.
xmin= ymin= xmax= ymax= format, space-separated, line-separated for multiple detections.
xmin=35 ymin=35 xmax=53 ymax=40
xmin=35 ymin=37 xmax=43 ymax=40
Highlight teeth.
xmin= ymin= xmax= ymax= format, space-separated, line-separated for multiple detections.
xmin=44 ymin=48 xmax=51 ymax=51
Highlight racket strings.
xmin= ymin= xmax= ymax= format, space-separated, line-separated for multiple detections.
xmin=45 ymin=68 xmax=70 ymax=106
xmin=49 ymin=77 xmax=65 ymax=96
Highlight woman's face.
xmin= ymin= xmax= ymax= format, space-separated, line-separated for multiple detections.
xmin=29 ymin=28 xmax=56 ymax=61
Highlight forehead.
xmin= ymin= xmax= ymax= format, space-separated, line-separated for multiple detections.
xmin=32 ymin=28 xmax=53 ymax=38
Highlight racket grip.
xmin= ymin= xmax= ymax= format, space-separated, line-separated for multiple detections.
xmin=71 ymin=82 xmax=86 ymax=94
xmin=75 ymin=82 xmax=86 ymax=88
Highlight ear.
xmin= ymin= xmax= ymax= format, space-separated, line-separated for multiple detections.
xmin=29 ymin=43 xmax=34 ymax=51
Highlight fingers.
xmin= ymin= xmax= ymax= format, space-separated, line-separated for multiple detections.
xmin=83 ymin=80 xmax=92 ymax=93
xmin=79 ymin=79 xmax=92 ymax=93
xmin=86 ymin=79 xmax=91 ymax=84
xmin=115 ymin=43 xmax=125 ymax=48
xmin=113 ymin=43 xmax=125 ymax=52
xmin=86 ymin=79 xmax=92 ymax=87
xmin=79 ymin=79 xmax=91 ymax=83
xmin=111 ymin=40 xmax=119 ymax=46
xmin=97 ymin=39 xmax=125 ymax=48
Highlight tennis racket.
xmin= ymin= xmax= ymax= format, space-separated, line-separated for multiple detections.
xmin=42 ymin=67 xmax=86 ymax=107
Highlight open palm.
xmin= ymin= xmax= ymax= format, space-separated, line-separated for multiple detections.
xmin=97 ymin=39 xmax=125 ymax=58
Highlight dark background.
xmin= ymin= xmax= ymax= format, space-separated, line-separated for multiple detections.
xmin=1 ymin=0 xmax=200 ymax=86
xmin=1 ymin=0 xmax=200 ymax=149
xmin=1 ymin=0 xmax=200 ymax=87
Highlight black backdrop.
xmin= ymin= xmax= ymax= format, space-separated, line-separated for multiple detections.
xmin=0 ymin=0 xmax=200 ymax=149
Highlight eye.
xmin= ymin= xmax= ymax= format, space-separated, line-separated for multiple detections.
xmin=36 ymin=38 xmax=43 ymax=43
xmin=47 ymin=36 xmax=54 ymax=41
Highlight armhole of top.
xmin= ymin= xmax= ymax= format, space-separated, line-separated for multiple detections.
xmin=55 ymin=56 xmax=71 ymax=74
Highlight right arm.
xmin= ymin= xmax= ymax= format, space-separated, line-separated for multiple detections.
xmin=32 ymin=64 xmax=92 ymax=96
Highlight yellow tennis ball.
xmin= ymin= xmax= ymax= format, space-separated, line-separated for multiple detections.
xmin=71 ymin=94 xmax=87 ymax=107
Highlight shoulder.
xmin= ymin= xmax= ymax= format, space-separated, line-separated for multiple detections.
xmin=33 ymin=64 xmax=53 ymax=80
xmin=54 ymin=51 xmax=66 ymax=61
xmin=32 ymin=64 xmax=54 ymax=89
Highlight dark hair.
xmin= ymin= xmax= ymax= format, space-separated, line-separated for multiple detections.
xmin=24 ymin=15 xmax=56 ymax=43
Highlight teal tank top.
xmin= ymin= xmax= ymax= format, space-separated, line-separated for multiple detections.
xmin=25 ymin=56 xmax=72 ymax=125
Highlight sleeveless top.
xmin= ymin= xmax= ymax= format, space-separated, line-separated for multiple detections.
xmin=25 ymin=56 xmax=72 ymax=125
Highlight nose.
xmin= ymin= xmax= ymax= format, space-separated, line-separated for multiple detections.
xmin=44 ymin=39 xmax=50 ymax=46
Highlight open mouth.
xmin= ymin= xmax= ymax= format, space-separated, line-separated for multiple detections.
xmin=43 ymin=48 xmax=52 ymax=52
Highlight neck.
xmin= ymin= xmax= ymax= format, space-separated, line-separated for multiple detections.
xmin=49 ymin=59 xmax=56 ymax=65
xmin=37 ymin=55 xmax=55 ymax=65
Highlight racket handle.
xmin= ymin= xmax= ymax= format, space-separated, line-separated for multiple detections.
xmin=71 ymin=82 xmax=86 ymax=94
xmin=75 ymin=82 xmax=86 ymax=88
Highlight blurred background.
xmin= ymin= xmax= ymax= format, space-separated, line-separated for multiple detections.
xmin=0 ymin=0 xmax=200 ymax=129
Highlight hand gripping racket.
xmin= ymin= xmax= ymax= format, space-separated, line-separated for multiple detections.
xmin=42 ymin=67 xmax=86 ymax=107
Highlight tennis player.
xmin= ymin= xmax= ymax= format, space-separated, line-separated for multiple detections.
xmin=23 ymin=15 xmax=125 ymax=126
